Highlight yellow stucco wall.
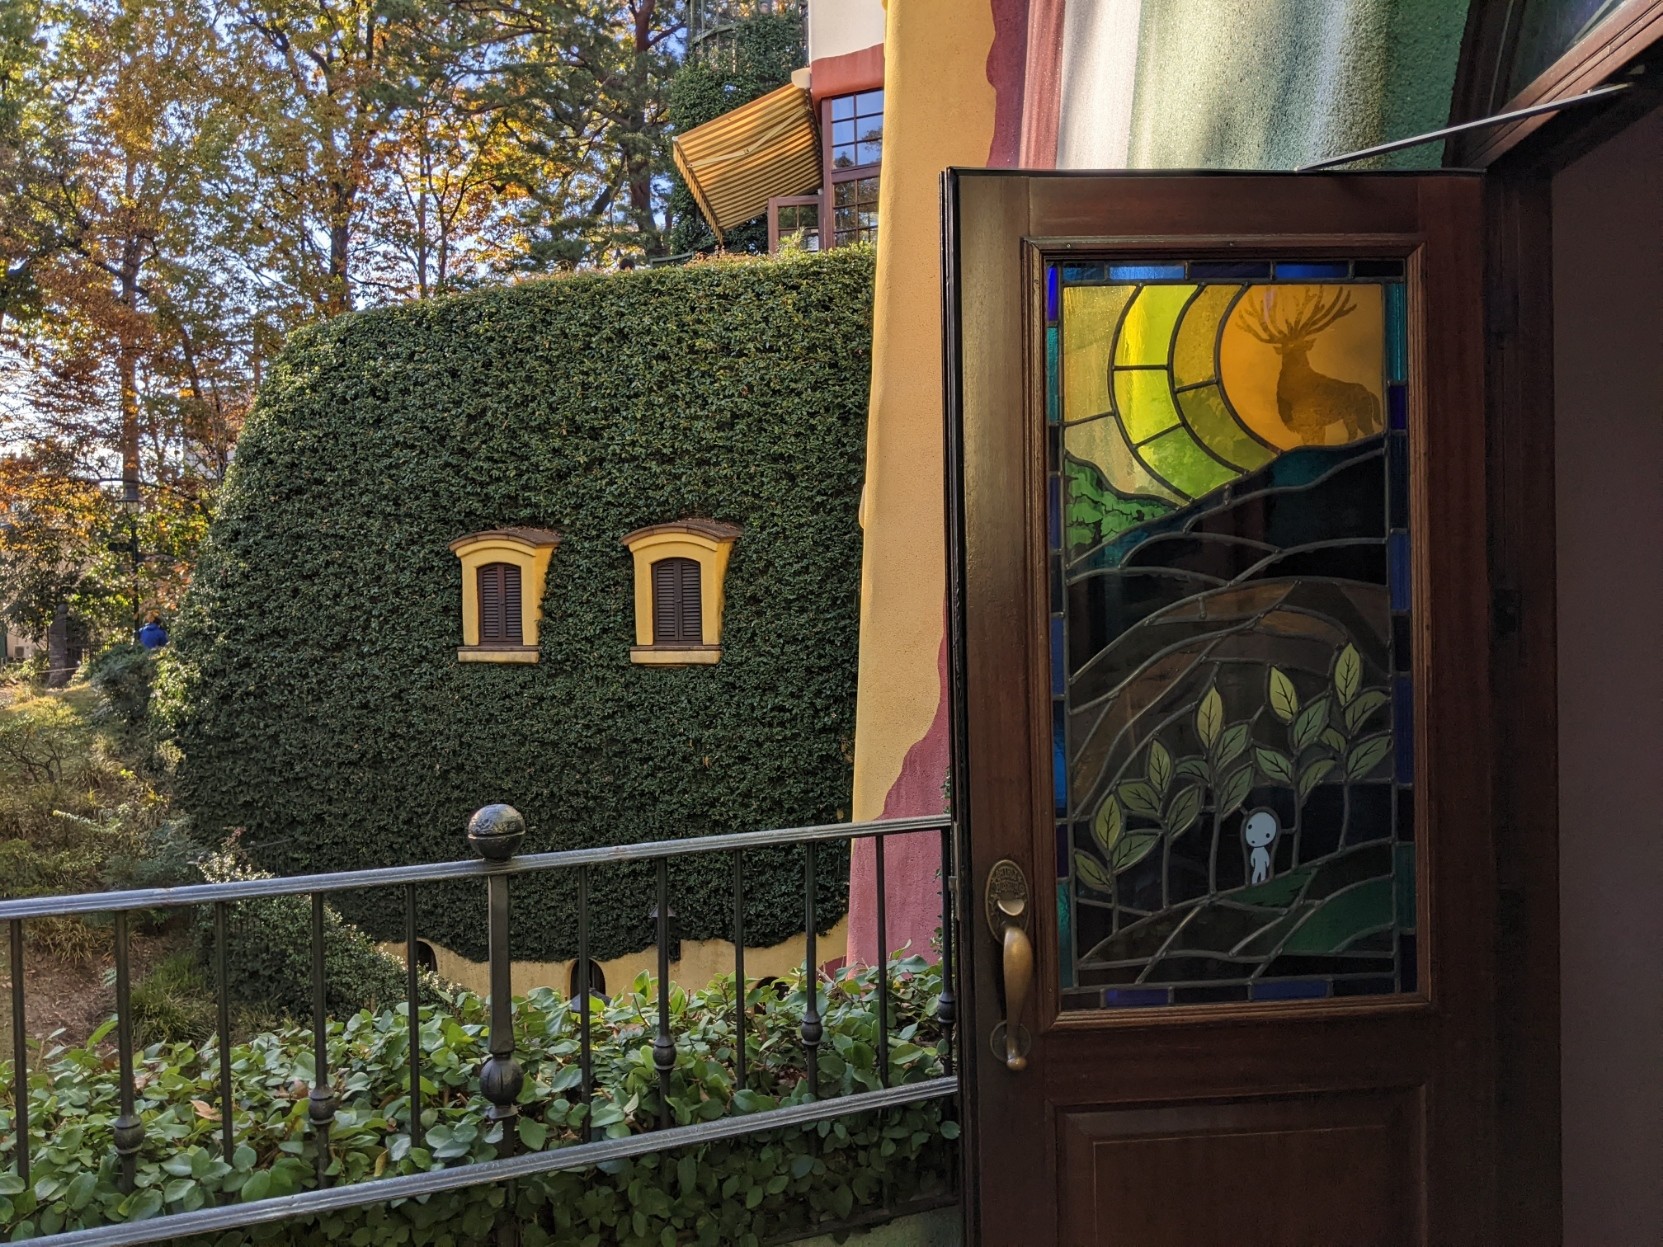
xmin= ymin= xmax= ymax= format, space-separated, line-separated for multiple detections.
xmin=850 ymin=1 xmax=1001 ymax=824
xmin=389 ymin=917 xmax=849 ymax=1000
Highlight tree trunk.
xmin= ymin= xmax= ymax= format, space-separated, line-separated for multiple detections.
xmin=328 ymin=214 xmax=353 ymax=315
xmin=119 ymin=162 xmax=143 ymax=508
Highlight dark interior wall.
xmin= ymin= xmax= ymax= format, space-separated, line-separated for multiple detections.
xmin=1551 ymin=105 xmax=1663 ymax=1247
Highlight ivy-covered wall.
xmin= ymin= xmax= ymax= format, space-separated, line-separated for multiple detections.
xmin=166 ymin=249 xmax=874 ymax=964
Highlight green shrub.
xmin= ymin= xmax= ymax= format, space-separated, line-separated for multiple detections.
xmin=126 ymin=951 xmax=218 ymax=1049
xmin=0 ymin=958 xmax=956 ymax=1245
xmin=165 ymin=249 xmax=875 ymax=965
xmin=85 ymin=643 xmax=156 ymax=740
xmin=194 ymin=847 xmax=451 ymax=1019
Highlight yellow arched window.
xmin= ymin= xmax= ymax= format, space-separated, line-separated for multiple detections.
xmin=449 ymin=528 xmax=561 ymax=663
xmin=620 ymin=520 xmax=742 ymax=665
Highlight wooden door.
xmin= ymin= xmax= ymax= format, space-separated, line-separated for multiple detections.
xmin=945 ymin=172 xmax=1494 ymax=1246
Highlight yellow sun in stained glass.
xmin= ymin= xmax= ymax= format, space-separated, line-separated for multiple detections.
xmin=1219 ymin=284 xmax=1386 ymax=451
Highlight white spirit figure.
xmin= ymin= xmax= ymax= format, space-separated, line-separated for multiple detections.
xmin=1243 ymin=809 xmax=1281 ymax=885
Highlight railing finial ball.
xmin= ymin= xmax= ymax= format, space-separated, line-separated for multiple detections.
xmin=467 ymin=804 xmax=525 ymax=862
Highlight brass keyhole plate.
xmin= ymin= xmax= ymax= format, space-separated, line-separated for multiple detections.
xmin=984 ymin=858 xmax=1030 ymax=935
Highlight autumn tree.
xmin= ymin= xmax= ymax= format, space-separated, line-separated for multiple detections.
xmin=465 ymin=0 xmax=686 ymax=267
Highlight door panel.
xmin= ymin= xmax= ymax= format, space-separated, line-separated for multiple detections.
xmin=1057 ymin=1090 xmax=1420 ymax=1247
xmin=945 ymin=172 xmax=1494 ymax=1246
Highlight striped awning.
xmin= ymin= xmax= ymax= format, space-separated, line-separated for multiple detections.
xmin=671 ymin=83 xmax=821 ymax=239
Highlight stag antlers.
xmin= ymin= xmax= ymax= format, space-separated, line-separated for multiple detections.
xmin=1238 ymin=286 xmax=1357 ymax=348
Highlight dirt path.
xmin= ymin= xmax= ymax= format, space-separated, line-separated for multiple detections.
xmin=0 ymin=931 xmax=178 ymax=1048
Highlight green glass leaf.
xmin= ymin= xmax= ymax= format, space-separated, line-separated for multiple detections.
xmin=1215 ymin=722 xmax=1250 ymax=769
xmin=1110 ymin=830 xmax=1160 ymax=872
xmin=1147 ymin=740 xmax=1172 ymax=794
xmin=1175 ymin=757 xmax=1211 ymax=783
xmin=1268 ymin=667 xmax=1299 ymax=722
xmin=1217 ymin=765 xmax=1254 ymax=816
xmin=1074 ymin=851 xmax=1113 ymax=894
xmin=1196 ymin=687 xmax=1223 ymax=749
xmin=1346 ymin=733 xmax=1392 ymax=780
xmin=1344 ymin=688 xmax=1390 ymax=734
xmin=1165 ymin=785 xmax=1204 ymax=837
xmin=1335 ymin=643 xmax=1361 ymax=706
xmin=1091 ymin=796 xmax=1122 ymax=855
xmin=1320 ymin=727 xmax=1348 ymax=755
xmin=1297 ymin=757 xmax=1336 ymax=800
xmin=1117 ymin=779 xmax=1161 ymax=817
xmin=1291 ymin=694 xmax=1331 ymax=753
xmin=1254 ymin=747 xmax=1293 ymax=785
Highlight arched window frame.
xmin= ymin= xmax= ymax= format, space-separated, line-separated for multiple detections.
xmin=620 ymin=520 xmax=742 ymax=666
xmin=449 ymin=528 xmax=562 ymax=663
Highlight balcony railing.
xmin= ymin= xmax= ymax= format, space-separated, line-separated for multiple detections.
xmin=0 ymin=808 xmax=960 ymax=1245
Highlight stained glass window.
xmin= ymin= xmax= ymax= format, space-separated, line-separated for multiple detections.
xmin=1047 ymin=258 xmax=1416 ymax=1010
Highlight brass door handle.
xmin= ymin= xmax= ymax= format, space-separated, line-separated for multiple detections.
xmin=984 ymin=859 xmax=1033 ymax=1072
xmin=998 ymin=920 xmax=1034 ymax=1070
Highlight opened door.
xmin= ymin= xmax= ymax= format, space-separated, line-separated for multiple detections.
xmin=945 ymin=172 xmax=1494 ymax=1246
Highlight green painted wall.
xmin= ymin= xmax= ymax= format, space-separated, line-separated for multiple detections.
xmin=1127 ymin=0 xmax=1472 ymax=169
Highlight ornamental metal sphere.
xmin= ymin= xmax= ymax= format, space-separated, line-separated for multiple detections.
xmin=467 ymin=804 xmax=526 ymax=862
xmin=308 ymin=1086 xmax=337 ymax=1126
xmin=480 ymin=1053 xmax=525 ymax=1108
xmin=112 ymin=1114 xmax=145 ymax=1155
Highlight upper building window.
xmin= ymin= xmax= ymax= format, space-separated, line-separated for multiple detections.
xmin=621 ymin=520 xmax=742 ymax=666
xmin=449 ymin=528 xmax=561 ymax=663
xmin=829 ymin=89 xmax=883 ymax=170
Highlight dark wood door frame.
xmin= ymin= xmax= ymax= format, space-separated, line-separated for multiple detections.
xmin=944 ymin=170 xmax=1495 ymax=1246
xmin=1452 ymin=8 xmax=1663 ymax=1243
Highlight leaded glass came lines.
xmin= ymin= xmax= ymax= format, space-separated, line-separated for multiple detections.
xmin=1048 ymin=257 xmax=1416 ymax=1009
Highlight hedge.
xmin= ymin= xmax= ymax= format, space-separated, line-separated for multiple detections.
xmin=161 ymin=249 xmax=875 ymax=964
xmin=0 ymin=959 xmax=956 ymax=1245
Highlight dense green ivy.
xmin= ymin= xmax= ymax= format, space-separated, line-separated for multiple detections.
xmin=163 ymin=250 xmax=874 ymax=963
xmin=0 ymin=960 xmax=957 ymax=1245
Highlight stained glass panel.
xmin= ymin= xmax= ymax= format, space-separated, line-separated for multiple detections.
xmin=1047 ymin=258 xmax=1417 ymax=1010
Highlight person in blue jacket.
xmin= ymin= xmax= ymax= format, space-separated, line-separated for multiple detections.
xmin=136 ymin=612 xmax=168 ymax=649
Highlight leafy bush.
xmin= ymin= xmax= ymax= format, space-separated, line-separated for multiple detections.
xmin=85 ymin=643 xmax=157 ymax=741
xmin=0 ymin=958 xmax=956 ymax=1245
xmin=165 ymin=249 xmax=875 ymax=965
xmin=193 ymin=847 xmax=451 ymax=1020
xmin=0 ymin=679 xmax=193 ymax=958
xmin=125 ymin=951 xmax=219 ymax=1049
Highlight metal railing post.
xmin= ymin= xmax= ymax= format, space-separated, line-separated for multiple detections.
xmin=468 ymin=804 xmax=526 ymax=1247
xmin=111 ymin=911 xmax=143 ymax=1192
xmin=9 ymin=919 xmax=28 ymax=1184
xmin=652 ymin=859 xmax=675 ymax=1129
xmin=309 ymin=895 xmax=337 ymax=1186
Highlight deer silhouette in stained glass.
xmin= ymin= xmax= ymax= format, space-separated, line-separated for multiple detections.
xmin=1239 ymin=287 xmax=1380 ymax=442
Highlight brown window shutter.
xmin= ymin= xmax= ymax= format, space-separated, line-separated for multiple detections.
xmin=652 ymin=557 xmax=703 ymax=644
xmin=679 ymin=559 xmax=702 ymax=642
xmin=502 ymin=564 xmax=523 ymax=644
xmin=477 ymin=563 xmax=523 ymax=644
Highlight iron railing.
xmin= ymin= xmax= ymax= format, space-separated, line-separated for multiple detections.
xmin=0 ymin=808 xmax=960 ymax=1246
